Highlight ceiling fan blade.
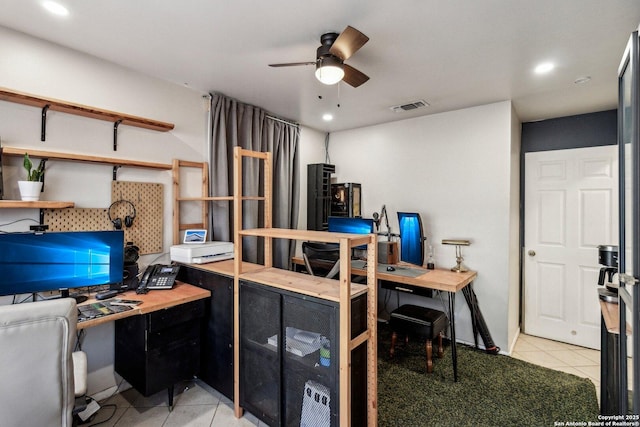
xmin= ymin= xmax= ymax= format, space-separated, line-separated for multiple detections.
xmin=342 ymin=64 xmax=369 ymax=87
xmin=269 ymin=61 xmax=316 ymax=67
xmin=329 ymin=26 xmax=369 ymax=60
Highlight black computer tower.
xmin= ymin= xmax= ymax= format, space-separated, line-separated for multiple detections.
xmin=331 ymin=183 xmax=361 ymax=217
xmin=307 ymin=163 xmax=335 ymax=230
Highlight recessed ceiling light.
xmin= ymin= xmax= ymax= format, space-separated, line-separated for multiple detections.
xmin=534 ymin=62 xmax=554 ymax=74
xmin=322 ymin=113 xmax=333 ymax=121
xmin=42 ymin=1 xmax=69 ymax=16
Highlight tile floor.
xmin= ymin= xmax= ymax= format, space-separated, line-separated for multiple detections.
xmin=85 ymin=379 xmax=266 ymax=427
xmin=511 ymin=333 xmax=601 ymax=403
xmin=84 ymin=333 xmax=601 ymax=426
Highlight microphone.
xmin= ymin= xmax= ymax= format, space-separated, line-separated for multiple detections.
xmin=372 ymin=212 xmax=380 ymax=231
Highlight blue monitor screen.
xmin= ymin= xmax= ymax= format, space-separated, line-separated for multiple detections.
xmin=398 ymin=212 xmax=424 ymax=266
xmin=327 ymin=216 xmax=374 ymax=235
xmin=0 ymin=230 xmax=124 ymax=297
xmin=328 ymin=216 xmax=374 ymax=249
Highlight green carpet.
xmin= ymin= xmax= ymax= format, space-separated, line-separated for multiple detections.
xmin=377 ymin=324 xmax=599 ymax=426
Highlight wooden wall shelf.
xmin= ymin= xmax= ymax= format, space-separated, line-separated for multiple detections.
xmin=0 ymin=200 xmax=74 ymax=209
xmin=2 ymin=146 xmax=172 ymax=171
xmin=0 ymin=87 xmax=174 ymax=132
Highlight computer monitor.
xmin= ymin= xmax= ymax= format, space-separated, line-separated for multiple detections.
xmin=0 ymin=230 xmax=125 ymax=297
xmin=327 ymin=216 xmax=374 ymax=250
xmin=327 ymin=216 xmax=374 ymax=235
xmin=398 ymin=212 xmax=425 ymax=266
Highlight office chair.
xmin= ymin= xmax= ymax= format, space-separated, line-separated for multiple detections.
xmin=302 ymin=241 xmax=341 ymax=279
xmin=0 ymin=298 xmax=87 ymax=427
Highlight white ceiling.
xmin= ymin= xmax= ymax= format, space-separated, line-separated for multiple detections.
xmin=2 ymin=0 xmax=640 ymax=132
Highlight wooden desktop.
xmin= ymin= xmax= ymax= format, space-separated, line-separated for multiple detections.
xmin=76 ymin=282 xmax=210 ymax=329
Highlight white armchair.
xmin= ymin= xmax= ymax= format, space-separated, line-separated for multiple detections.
xmin=0 ymin=298 xmax=87 ymax=427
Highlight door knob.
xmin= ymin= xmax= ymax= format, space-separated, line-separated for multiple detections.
xmin=528 ymin=250 xmax=536 ymax=256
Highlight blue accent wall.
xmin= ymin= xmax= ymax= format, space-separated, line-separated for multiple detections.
xmin=522 ymin=109 xmax=617 ymax=152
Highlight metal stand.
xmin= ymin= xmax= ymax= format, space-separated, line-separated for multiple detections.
xmin=451 ymin=244 xmax=469 ymax=273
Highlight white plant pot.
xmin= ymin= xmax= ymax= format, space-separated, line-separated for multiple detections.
xmin=18 ymin=180 xmax=43 ymax=201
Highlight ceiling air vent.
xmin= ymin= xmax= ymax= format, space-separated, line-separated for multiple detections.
xmin=389 ymin=99 xmax=430 ymax=113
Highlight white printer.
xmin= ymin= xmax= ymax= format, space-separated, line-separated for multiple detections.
xmin=170 ymin=231 xmax=233 ymax=264
xmin=170 ymin=241 xmax=234 ymax=264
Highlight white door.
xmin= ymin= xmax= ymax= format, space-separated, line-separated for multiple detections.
xmin=524 ymin=145 xmax=618 ymax=349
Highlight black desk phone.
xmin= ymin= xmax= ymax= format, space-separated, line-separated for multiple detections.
xmin=136 ymin=264 xmax=180 ymax=294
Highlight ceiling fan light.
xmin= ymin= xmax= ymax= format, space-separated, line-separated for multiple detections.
xmin=315 ymin=57 xmax=344 ymax=85
xmin=316 ymin=66 xmax=344 ymax=85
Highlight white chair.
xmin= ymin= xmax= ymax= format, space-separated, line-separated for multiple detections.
xmin=0 ymin=298 xmax=87 ymax=427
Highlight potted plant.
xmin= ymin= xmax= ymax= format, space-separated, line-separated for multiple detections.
xmin=18 ymin=153 xmax=45 ymax=201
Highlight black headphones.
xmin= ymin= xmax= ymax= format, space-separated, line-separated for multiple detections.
xmin=108 ymin=199 xmax=136 ymax=230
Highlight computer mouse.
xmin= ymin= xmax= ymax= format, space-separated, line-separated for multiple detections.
xmin=386 ymin=266 xmax=395 ymax=272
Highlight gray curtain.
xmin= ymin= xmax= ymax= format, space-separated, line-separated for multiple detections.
xmin=209 ymin=92 xmax=300 ymax=268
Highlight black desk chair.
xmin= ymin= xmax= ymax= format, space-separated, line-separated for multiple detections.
xmin=302 ymin=241 xmax=341 ymax=279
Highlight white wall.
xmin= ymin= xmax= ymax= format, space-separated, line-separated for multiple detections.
xmin=507 ymin=103 xmax=522 ymax=351
xmin=0 ymin=26 xmax=208 ymax=397
xmin=298 ymin=101 xmax=521 ymax=352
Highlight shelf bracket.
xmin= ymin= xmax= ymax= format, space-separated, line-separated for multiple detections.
xmin=41 ymin=104 xmax=50 ymax=142
xmin=40 ymin=158 xmax=48 ymax=190
xmin=113 ymin=119 xmax=123 ymax=151
xmin=112 ymin=165 xmax=121 ymax=181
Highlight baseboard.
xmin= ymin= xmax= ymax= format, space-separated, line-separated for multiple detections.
xmin=506 ymin=327 xmax=521 ymax=356
xmin=455 ymin=337 xmax=508 ymax=356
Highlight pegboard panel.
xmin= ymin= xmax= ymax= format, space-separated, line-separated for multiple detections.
xmin=42 ymin=181 xmax=163 ymax=255
xmin=44 ymin=208 xmax=111 ymax=231
xmin=111 ymin=181 xmax=163 ymax=254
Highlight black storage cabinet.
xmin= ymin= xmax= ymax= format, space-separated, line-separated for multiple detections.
xmin=240 ymin=280 xmax=367 ymax=427
xmin=114 ymin=299 xmax=204 ymax=403
xmin=307 ymin=163 xmax=335 ymax=231
xmin=176 ymin=265 xmax=235 ymax=400
xmin=178 ymin=265 xmax=233 ymax=401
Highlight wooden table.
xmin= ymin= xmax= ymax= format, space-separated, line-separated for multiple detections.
xmin=366 ymin=263 xmax=477 ymax=382
xmin=77 ymin=282 xmax=210 ymax=329
xmin=293 ymin=257 xmax=477 ymax=381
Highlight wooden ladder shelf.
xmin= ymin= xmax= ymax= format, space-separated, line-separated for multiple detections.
xmin=171 ymin=159 xmax=233 ymax=244
xmin=231 ymin=147 xmax=378 ymax=426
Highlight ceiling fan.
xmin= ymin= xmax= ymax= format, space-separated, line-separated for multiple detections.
xmin=269 ymin=26 xmax=370 ymax=87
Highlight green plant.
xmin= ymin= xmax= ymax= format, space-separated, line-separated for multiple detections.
xmin=23 ymin=153 xmax=45 ymax=182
